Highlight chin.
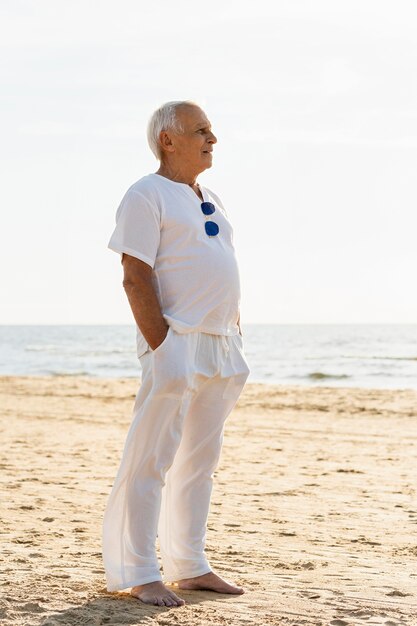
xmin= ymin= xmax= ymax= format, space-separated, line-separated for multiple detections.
xmin=197 ymin=162 xmax=212 ymax=174
xmin=201 ymin=156 xmax=213 ymax=169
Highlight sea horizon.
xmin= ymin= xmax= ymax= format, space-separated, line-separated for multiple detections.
xmin=1 ymin=323 xmax=417 ymax=390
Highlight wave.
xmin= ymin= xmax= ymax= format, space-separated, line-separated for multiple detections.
xmin=26 ymin=344 xmax=61 ymax=352
xmin=25 ymin=345 xmax=133 ymax=355
xmin=48 ymin=370 xmax=91 ymax=377
xmin=342 ymin=355 xmax=417 ymax=362
xmin=308 ymin=372 xmax=350 ymax=380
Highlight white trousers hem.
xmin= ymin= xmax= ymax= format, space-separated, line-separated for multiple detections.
xmin=106 ymin=572 xmax=163 ymax=592
xmin=163 ymin=565 xmax=213 ymax=584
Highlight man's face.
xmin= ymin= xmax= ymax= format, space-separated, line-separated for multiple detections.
xmin=164 ymin=105 xmax=217 ymax=173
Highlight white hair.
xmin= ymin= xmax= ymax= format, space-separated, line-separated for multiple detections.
xmin=147 ymin=100 xmax=199 ymax=160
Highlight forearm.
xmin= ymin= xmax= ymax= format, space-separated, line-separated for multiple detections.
xmin=123 ymin=278 xmax=168 ymax=350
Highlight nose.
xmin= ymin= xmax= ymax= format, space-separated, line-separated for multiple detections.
xmin=208 ymin=130 xmax=217 ymax=144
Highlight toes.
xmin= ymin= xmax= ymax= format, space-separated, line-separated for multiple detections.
xmin=167 ymin=590 xmax=184 ymax=606
xmin=132 ymin=586 xmax=185 ymax=607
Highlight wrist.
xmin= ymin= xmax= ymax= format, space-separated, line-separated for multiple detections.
xmin=150 ymin=325 xmax=169 ymax=351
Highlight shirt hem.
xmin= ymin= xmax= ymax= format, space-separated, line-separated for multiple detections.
xmin=166 ymin=320 xmax=240 ymax=336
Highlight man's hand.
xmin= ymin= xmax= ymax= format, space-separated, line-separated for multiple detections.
xmin=237 ymin=312 xmax=242 ymax=336
xmin=121 ymin=254 xmax=169 ymax=350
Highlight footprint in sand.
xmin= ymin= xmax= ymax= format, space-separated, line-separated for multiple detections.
xmin=345 ymin=609 xmax=375 ymax=618
xmin=18 ymin=602 xmax=47 ymax=614
xmin=386 ymin=590 xmax=412 ymax=597
xmin=298 ymin=589 xmax=321 ymax=599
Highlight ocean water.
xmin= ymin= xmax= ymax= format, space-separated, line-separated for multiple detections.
xmin=1 ymin=324 xmax=417 ymax=389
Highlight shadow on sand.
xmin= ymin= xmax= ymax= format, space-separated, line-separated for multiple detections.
xmin=39 ymin=587 xmax=234 ymax=625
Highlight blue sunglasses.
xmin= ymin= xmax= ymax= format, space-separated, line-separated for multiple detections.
xmin=201 ymin=202 xmax=219 ymax=237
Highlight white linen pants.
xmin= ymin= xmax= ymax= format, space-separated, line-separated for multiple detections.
xmin=102 ymin=327 xmax=250 ymax=591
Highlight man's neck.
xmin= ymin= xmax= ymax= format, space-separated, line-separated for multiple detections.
xmin=156 ymin=164 xmax=199 ymax=186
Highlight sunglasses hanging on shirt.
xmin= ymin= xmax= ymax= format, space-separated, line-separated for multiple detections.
xmin=201 ymin=202 xmax=219 ymax=237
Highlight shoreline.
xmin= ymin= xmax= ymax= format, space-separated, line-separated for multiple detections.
xmin=1 ymin=373 xmax=417 ymax=394
xmin=1 ymin=376 xmax=416 ymax=625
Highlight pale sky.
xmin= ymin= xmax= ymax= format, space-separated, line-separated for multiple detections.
xmin=1 ymin=0 xmax=417 ymax=324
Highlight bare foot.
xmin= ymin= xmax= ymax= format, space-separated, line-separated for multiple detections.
xmin=131 ymin=581 xmax=185 ymax=607
xmin=175 ymin=571 xmax=244 ymax=594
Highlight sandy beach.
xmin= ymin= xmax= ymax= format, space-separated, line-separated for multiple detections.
xmin=1 ymin=375 xmax=416 ymax=626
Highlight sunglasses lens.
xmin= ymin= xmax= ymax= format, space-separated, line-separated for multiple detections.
xmin=201 ymin=202 xmax=216 ymax=215
xmin=205 ymin=221 xmax=219 ymax=236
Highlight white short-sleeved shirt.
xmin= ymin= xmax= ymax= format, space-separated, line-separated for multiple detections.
xmin=108 ymin=173 xmax=241 ymax=357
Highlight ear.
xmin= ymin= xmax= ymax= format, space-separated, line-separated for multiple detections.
xmin=159 ymin=130 xmax=175 ymax=154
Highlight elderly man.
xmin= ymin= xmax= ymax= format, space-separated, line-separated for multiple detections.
xmin=103 ymin=100 xmax=250 ymax=607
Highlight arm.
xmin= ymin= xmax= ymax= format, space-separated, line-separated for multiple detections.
xmin=121 ymin=253 xmax=169 ymax=350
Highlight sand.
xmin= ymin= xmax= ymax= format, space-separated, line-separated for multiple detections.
xmin=1 ymin=375 xmax=416 ymax=626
